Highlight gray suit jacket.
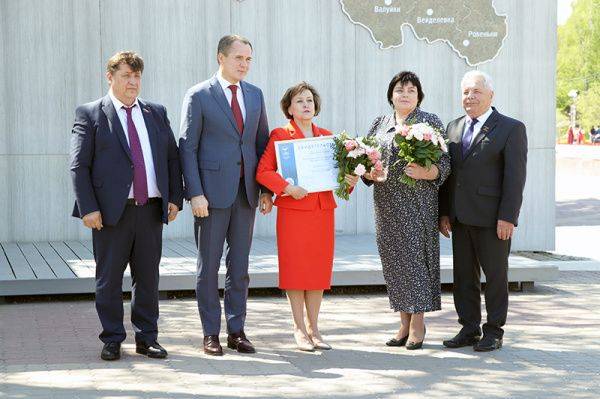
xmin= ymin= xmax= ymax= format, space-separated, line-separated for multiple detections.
xmin=439 ymin=108 xmax=527 ymax=227
xmin=178 ymin=76 xmax=269 ymax=208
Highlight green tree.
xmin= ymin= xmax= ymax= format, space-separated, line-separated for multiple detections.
xmin=577 ymin=81 xmax=600 ymax=133
xmin=557 ymin=0 xmax=600 ymax=115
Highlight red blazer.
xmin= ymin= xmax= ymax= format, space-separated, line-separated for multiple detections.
xmin=256 ymin=121 xmax=338 ymax=210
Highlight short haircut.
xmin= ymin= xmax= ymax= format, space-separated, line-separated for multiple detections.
xmin=106 ymin=51 xmax=144 ymax=75
xmin=280 ymin=82 xmax=321 ymax=120
xmin=387 ymin=71 xmax=424 ymax=107
xmin=217 ymin=34 xmax=253 ymax=57
xmin=461 ymin=70 xmax=494 ymax=91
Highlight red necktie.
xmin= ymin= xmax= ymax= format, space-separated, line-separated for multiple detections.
xmin=123 ymin=105 xmax=148 ymax=205
xmin=229 ymin=85 xmax=244 ymax=134
xmin=229 ymin=85 xmax=245 ymax=177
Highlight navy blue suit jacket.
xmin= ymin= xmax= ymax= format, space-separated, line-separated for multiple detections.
xmin=178 ymin=76 xmax=270 ymax=208
xmin=70 ymin=95 xmax=184 ymax=226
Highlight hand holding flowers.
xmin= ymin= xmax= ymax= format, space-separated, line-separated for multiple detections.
xmin=333 ymin=132 xmax=384 ymax=200
xmin=393 ymin=122 xmax=447 ymax=186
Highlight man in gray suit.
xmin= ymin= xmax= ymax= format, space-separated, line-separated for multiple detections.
xmin=439 ymin=71 xmax=527 ymax=352
xmin=179 ymin=35 xmax=272 ymax=356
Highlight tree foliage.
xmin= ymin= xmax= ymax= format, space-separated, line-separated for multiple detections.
xmin=557 ymin=0 xmax=600 ymax=125
xmin=577 ymin=81 xmax=600 ymax=129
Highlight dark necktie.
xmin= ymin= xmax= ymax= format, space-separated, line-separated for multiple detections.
xmin=229 ymin=85 xmax=244 ymax=133
xmin=123 ymin=105 xmax=148 ymax=205
xmin=461 ymin=118 xmax=479 ymax=155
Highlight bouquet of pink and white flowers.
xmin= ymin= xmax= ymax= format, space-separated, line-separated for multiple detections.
xmin=333 ymin=132 xmax=384 ymax=200
xmin=393 ymin=122 xmax=447 ymax=187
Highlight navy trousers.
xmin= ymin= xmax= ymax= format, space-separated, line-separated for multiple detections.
xmin=195 ymin=181 xmax=256 ymax=336
xmin=92 ymin=201 xmax=163 ymax=344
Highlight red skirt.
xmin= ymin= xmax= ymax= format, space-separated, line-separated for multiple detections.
xmin=276 ymin=207 xmax=334 ymax=290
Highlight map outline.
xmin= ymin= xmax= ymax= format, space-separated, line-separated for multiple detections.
xmin=339 ymin=0 xmax=508 ymax=66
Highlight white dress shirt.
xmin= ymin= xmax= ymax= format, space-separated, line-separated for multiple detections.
xmin=463 ymin=106 xmax=494 ymax=146
xmin=216 ymin=70 xmax=246 ymax=121
xmin=108 ymin=90 xmax=161 ymax=199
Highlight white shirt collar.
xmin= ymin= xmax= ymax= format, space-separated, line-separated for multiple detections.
xmin=216 ymin=70 xmax=241 ymax=92
xmin=466 ymin=107 xmax=493 ymax=126
xmin=108 ymin=89 xmax=139 ymax=111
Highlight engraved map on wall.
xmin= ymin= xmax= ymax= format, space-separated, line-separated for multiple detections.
xmin=340 ymin=0 xmax=507 ymax=66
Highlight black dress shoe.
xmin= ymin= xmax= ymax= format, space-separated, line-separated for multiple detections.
xmin=203 ymin=335 xmax=223 ymax=356
xmin=136 ymin=341 xmax=168 ymax=359
xmin=227 ymin=331 xmax=256 ymax=353
xmin=386 ymin=335 xmax=409 ymax=347
xmin=101 ymin=342 xmax=121 ymax=361
xmin=474 ymin=336 xmax=503 ymax=352
xmin=406 ymin=326 xmax=426 ymax=350
xmin=443 ymin=332 xmax=481 ymax=348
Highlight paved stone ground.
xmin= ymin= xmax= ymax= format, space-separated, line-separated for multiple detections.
xmin=1 ymin=271 xmax=599 ymax=398
xmin=1 ymin=146 xmax=598 ymax=399
xmin=555 ymin=145 xmax=600 ymax=262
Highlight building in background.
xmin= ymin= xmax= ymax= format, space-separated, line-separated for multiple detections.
xmin=0 ymin=0 xmax=556 ymax=250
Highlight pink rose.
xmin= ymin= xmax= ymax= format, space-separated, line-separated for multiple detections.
xmin=374 ymin=160 xmax=384 ymax=171
xmin=366 ymin=148 xmax=381 ymax=162
xmin=400 ymin=126 xmax=410 ymax=137
xmin=423 ymin=132 xmax=432 ymax=141
xmin=344 ymin=140 xmax=357 ymax=151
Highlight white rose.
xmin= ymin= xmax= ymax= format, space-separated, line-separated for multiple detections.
xmin=353 ymin=164 xmax=367 ymax=176
xmin=413 ymin=128 xmax=424 ymax=141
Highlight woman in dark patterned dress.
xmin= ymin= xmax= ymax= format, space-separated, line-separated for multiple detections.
xmin=363 ymin=71 xmax=450 ymax=349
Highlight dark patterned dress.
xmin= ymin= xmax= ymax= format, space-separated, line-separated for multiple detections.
xmin=367 ymin=108 xmax=450 ymax=313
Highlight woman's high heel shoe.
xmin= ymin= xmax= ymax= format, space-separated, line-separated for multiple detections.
xmin=309 ymin=335 xmax=332 ymax=350
xmin=294 ymin=331 xmax=315 ymax=352
xmin=406 ymin=326 xmax=426 ymax=350
xmin=386 ymin=335 xmax=409 ymax=347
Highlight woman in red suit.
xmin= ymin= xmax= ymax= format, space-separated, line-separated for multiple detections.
xmin=256 ymin=82 xmax=358 ymax=351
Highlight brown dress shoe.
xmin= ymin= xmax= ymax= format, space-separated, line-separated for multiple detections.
xmin=227 ymin=331 xmax=256 ymax=353
xmin=203 ymin=335 xmax=223 ymax=356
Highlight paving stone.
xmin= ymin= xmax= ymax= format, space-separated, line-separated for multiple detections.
xmin=0 ymin=271 xmax=599 ymax=398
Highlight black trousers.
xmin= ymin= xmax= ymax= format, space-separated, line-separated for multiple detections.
xmin=92 ymin=201 xmax=163 ymax=344
xmin=451 ymin=220 xmax=510 ymax=338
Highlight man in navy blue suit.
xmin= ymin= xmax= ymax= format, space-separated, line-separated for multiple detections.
xmin=70 ymin=51 xmax=183 ymax=361
xmin=179 ymin=35 xmax=272 ymax=356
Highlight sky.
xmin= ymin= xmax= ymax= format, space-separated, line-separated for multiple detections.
xmin=557 ymin=0 xmax=574 ymax=25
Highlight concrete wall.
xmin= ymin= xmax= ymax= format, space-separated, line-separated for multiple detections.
xmin=0 ymin=0 xmax=556 ymax=250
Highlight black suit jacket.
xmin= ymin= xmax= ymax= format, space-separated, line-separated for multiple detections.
xmin=70 ymin=95 xmax=184 ymax=226
xmin=439 ymin=108 xmax=527 ymax=227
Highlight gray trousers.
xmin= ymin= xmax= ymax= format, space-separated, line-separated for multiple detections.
xmin=195 ymin=181 xmax=256 ymax=336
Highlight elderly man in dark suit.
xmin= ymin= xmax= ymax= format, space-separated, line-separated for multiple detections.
xmin=439 ymin=70 xmax=527 ymax=352
xmin=179 ymin=35 xmax=272 ymax=356
xmin=70 ymin=51 xmax=184 ymax=361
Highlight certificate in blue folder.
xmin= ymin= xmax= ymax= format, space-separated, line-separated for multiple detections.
xmin=276 ymin=141 xmax=299 ymax=186
xmin=274 ymin=136 xmax=339 ymax=193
